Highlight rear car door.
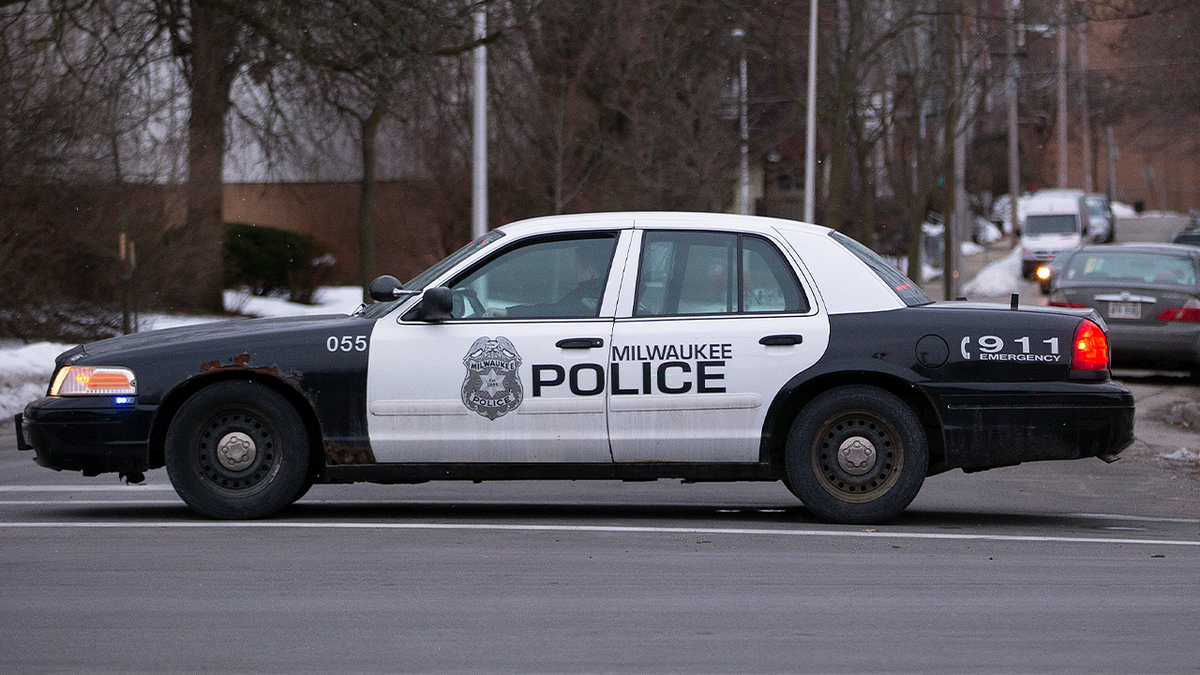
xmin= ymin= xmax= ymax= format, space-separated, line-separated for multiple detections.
xmin=367 ymin=228 xmax=633 ymax=463
xmin=607 ymin=225 xmax=830 ymax=463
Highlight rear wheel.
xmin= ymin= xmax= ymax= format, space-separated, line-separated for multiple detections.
xmin=165 ymin=381 xmax=309 ymax=519
xmin=784 ymin=385 xmax=928 ymax=524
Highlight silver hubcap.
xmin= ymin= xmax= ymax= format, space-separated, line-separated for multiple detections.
xmin=216 ymin=431 xmax=257 ymax=471
xmin=837 ymin=436 xmax=876 ymax=476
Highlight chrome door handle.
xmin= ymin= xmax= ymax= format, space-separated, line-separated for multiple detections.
xmin=556 ymin=338 xmax=604 ymax=349
xmin=759 ymin=334 xmax=803 ymax=346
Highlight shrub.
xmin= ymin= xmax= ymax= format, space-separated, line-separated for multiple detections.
xmin=224 ymin=223 xmax=316 ymax=299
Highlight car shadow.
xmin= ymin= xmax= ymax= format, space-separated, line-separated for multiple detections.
xmin=44 ymin=498 xmax=1095 ymax=532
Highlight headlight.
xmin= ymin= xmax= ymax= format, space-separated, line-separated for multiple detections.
xmin=50 ymin=366 xmax=137 ymax=396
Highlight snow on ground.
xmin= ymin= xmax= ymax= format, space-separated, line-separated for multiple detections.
xmin=1162 ymin=448 xmax=1200 ymax=464
xmin=0 ymin=287 xmax=365 ymax=417
xmin=1111 ymin=202 xmax=1138 ymax=219
xmin=962 ymin=246 xmax=1022 ymax=298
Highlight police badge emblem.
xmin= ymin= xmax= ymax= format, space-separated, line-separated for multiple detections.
xmin=461 ymin=337 xmax=524 ymax=420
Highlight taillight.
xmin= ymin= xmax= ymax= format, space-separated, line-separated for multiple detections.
xmin=1156 ymin=298 xmax=1200 ymax=322
xmin=1048 ymin=290 xmax=1086 ymax=308
xmin=1072 ymin=320 xmax=1109 ymax=371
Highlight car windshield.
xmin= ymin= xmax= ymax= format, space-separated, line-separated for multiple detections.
xmin=1025 ymin=214 xmax=1078 ymax=235
xmin=1062 ymin=250 xmax=1198 ymax=287
xmin=1087 ymin=202 xmax=1106 ymax=216
xmin=831 ymin=231 xmax=932 ymax=307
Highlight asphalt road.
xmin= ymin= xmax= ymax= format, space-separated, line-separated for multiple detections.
xmin=2 ymin=418 xmax=1198 ymax=674
xmin=3 ymin=215 xmax=1197 ymax=674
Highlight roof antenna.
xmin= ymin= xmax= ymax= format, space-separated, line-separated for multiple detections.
xmin=1010 ymin=293 xmax=1019 ymax=310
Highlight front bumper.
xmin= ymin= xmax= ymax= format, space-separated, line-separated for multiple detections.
xmin=20 ymin=397 xmax=156 ymax=475
xmin=925 ymin=380 xmax=1135 ymax=471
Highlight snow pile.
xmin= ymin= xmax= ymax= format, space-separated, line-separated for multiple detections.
xmin=1111 ymin=202 xmax=1137 ymax=219
xmin=1162 ymin=448 xmax=1200 ymax=463
xmin=0 ymin=342 xmax=72 ymax=417
xmin=223 ymin=286 xmax=364 ymax=318
xmin=961 ymin=241 xmax=986 ymax=257
xmin=963 ymin=247 xmax=1022 ymax=298
xmin=0 ymin=286 xmax=367 ymax=418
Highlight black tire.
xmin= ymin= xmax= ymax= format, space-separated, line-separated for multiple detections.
xmin=165 ymin=381 xmax=310 ymax=519
xmin=784 ymin=385 xmax=928 ymax=524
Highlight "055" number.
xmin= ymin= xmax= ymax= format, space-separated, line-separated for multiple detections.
xmin=327 ymin=335 xmax=367 ymax=352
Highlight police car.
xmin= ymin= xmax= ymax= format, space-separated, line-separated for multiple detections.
xmin=15 ymin=213 xmax=1135 ymax=524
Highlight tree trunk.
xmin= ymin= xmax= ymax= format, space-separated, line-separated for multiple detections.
xmin=856 ymin=143 xmax=876 ymax=249
xmin=357 ymin=95 xmax=387 ymax=302
xmin=178 ymin=1 xmax=240 ymax=313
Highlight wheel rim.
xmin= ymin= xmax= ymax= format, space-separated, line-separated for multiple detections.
xmin=810 ymin=409 xmax=904 ymax=503
xmin=190 ymin=407 xmax=282 ymax=496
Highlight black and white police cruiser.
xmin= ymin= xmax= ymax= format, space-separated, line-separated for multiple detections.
xmin=15 ymin=213 xmax=1135 ymax=523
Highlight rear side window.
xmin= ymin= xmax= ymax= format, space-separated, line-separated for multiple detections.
xmin=635 ymin=231 xmax=808 ymax=316
xmin=831 ymin=231 xmax=932 ymax=307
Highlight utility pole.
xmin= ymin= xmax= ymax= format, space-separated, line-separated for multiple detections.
xmin=1078 ymin=6 xmax=1093 ymax=192
xmin=1056 ymin=0 xmax=1068 ymax=187
xmin=733 ymin=28 xmax=750 ymax=215
xmin=1007 ymin=0 xmax=1021 ymax=235
xmin=803 ymin=0 xmax=818 ymax=224
xmin=949 ymin=12 xmax=967 ymax=301
xmin=471 ymin=7 xmax=488 ymax=240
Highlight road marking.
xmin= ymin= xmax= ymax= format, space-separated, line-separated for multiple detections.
xmin=0 ymin=485 xmax=174 ymax=492
xmin=1069 ymin=512 xmax=1200 ymax=524
xmin=0 ymin=520 xmax=1196 ymax=547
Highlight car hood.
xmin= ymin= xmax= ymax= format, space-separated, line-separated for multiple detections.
xmin=59 ymin=313 xmax=364 ymax=366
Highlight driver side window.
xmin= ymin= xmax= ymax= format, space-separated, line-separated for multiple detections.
xmin=448 ymin=234 xmax=617 ymax=319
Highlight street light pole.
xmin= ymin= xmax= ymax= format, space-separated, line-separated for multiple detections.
xmin=471 ymin=7 xmax=488 ymax=240
xmin=1008 ymin=0 xmax=1021 ymax=235
xmin=1056 ymin=0 xmax=1068 ymax=187
xmin=803 ymin=0 xmax=818 ymax=224
xmin=733 ymin=28 xmax=750 ymax=215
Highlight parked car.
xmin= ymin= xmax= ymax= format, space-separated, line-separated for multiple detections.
xmin=17 ymin=212 xmax=1134 ymax=524
xmin=1171 ymin=209 xmax=1200 ymax=247
xmin=1085 ymin=193 xmax=1116 ymax=243
xmin=1048 ymin=243 xmax=1200 ymax=378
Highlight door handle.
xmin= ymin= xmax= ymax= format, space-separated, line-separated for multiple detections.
xmin=556 ymin=337 xmax=604 ymax=349
xmin=759 ymin=334 xmax=803 ymax=346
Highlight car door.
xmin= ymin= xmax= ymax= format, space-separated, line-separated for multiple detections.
xmin=367 ymin=229 xmax=633 ymax=463
xmin=607 ymin=226 xmax=830 ymax=463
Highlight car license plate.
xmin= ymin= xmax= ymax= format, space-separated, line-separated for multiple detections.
xmin=1108 ymin=301 xmax=1141 ymax=319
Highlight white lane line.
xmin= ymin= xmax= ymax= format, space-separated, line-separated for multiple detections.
xmin=1069 ymin=512 xmax=1200 ymax=524
xmin=0 ymin=485 xmax=174 ymax=492
xmin=0 ymin=500 xmax=181 ymax=505
xmin=1 ymin=520 xmax=1197 ymax=547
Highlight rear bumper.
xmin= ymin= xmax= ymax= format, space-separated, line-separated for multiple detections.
xmin=924 ymin=380 xmax=1135 ymax=471
xmin=1106 ymin=322 xmax=1200 ymax=371
xmin=20 ymin=397 xmax=155 ymax=475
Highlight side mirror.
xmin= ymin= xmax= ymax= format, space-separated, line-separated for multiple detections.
xmin=417 ymin=287 xmax=453 ymax=322
xmin=368 ymin=275 xmax=404 ymax=302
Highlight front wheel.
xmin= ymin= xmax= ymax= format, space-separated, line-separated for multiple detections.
xmin=165 ymin=381 xmax=310 ymax=519
xmin=784 ymin=385 xmax=928 ymax=524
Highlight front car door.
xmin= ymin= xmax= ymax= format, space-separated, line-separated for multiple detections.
xmin=367 ymin=226 xmax=633 ymax=463
xmin=607 ymin=224 xmax=830 ymax=463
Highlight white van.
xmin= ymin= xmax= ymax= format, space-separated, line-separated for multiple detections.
xmin=1019 ymin=191 xmax=1091 ymax=278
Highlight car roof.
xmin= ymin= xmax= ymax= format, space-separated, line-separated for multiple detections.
xmin=1077 ymin=242 xmax=1200 ymax=257
xmin=495 ymin=211 xmax=833 ymax=238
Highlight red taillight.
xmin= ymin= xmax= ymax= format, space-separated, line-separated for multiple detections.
xmin=1072 ymin=320 xmax=1109 ymax=371
xmin=1156 ymin=308 xmax=1200 ymax=322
